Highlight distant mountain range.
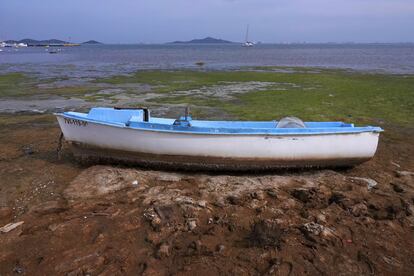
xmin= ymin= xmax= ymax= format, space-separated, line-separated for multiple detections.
xmin=169 ymin=37 xmax=235 ymax=44
xmin=3 ymin=39 xmax=102 ymax=45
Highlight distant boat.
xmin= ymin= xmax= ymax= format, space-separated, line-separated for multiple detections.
xmin=242 ymin=25 xmax=255 ymax=47
xmin=55 ymin=107 xmax=383 ymax=170
xmin=48 ymin=48 xmax=61 ymax=54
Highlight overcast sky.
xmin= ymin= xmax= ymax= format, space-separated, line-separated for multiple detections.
xmin=1 ymin=0 xmax=414 ymax=43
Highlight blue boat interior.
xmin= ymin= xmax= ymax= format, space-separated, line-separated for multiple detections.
xmin=61 ymin=107 xmax=383 ymax=134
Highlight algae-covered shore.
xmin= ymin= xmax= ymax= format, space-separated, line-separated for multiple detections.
xmin=0 ymin=67 xmax=414 ymax=275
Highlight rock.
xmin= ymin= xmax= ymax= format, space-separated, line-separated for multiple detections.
xmin=216 ymin=244 xmax=225 ymax=253
xmin=0 ymin=221 xmax=24 ymax=233
xmin=227 ymin=195 xmax=243 ymax=205
xmin=291 ymin=188 xmax=316 ymax=203
xmin=143 ymin=208 xmax=162 ymax=230
xmin=22 ymin=145 xmax=34 ymax=155
xmin=197 ymin=200 xmax=207 ymax=208
xmin=189 ymin=240 xmax=202 ymax=252
xmin=302 ymin=222 xmax=325 ymax=235
xmin=351 ymin=203 xmax=368 ymax=217
xmin=391 ymin=183 xmax=404 ymax=193
xmin=316 ymin=213 xmax=327 ymax=224
xmin=156 ymin=243 xmax=170 ymax=259
xmin=281 ymin=198 xmax=296 ymax=210
xmin=265 ymin=188 xmax=278 ymax=198
xmin=187 ymin=219 xmax=197 ymax=231
xmin=13 ymin=266 xmax=24 ymax=274
xmin=29 ymin=200 xmax=68 ymax=216
xmin=349 ymin=177 xmax=377 ymax=190
xmin=329 ymin=192 xmax=347 ymax=205
xmin=250 ymin=190 xmax=265 ymax=200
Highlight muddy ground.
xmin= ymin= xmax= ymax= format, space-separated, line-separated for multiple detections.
xmin=0 ymin=115 xmax=413 ymax=275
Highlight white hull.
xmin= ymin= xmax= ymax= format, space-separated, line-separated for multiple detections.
xmin=56 ymin=115 xmax=380 ymax=169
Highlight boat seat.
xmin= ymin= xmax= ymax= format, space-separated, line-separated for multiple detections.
xmin=276 ymin=117 xmax=306 ymax=128
xmin=87 ymin=107 xmax=145 ymax=124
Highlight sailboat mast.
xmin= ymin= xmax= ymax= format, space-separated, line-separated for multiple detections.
xmin=245 ymin=24 xmax=249 ymax=42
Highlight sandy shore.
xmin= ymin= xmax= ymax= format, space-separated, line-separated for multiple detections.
xmin=0 ymin=113 xmax=413 ymax=275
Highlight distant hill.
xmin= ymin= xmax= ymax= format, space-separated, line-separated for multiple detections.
xmin=82 ymin=40 xmax=102 ymax=44
xmin=169 ymin=37 xmax=234 ymax=44
xmin=4 ymin=39 xmax=68 ymax=45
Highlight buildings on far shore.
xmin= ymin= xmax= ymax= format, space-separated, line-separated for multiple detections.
xmin=0 ymin=41 xmax=28 ymax=48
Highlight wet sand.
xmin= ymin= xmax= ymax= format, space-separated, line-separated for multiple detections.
xmin=0 ymin=114 xmax=413 ymax=275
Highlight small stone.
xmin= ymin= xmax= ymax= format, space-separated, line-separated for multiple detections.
xmin=132 ymin=180 xmax=139 ymax=186
xmin=281 ymin=198 xmax=296 ymax=210
xmin=156 ymin=243 xmax=170 ymax=259
xmin=143 ymin=208 xmax=162 ymax=230
xmin=316 ymin=213 xmax=327 ymax=224
xmin=227 ymin=195 xmax=242 ymax=205
xmin=13 ymin=266 xmax=24 ymax=274
xmin=266 ymin=189 xmax=278 ymax=198
xmin=302 ymin=222 xmax=325 ymax=235
xmin=391 ymin=183 xmax=404 ymax=193
xmin=351 ymin=203 xmax=368 ymax=217
xmin=189 ymin=240 xmax=202 ymax=252
xmin=197 ymin=200 xmax=207 ymax=208
xmin=291 ymin=188 xmax=314 ymax=203
xmin=349 ymin=177 xmax=377 ymax=190
xmin=151 ymin=216 xmax=162 ymax=229
xmin=216 ymin=244 xmax=225 ymax=253
xmin=250 ymin=191 xmax=265 ymax=200
xmin=22 ymin=145 xmax=34 ymax=155
xmin=187 ymin=219 xmax=197 ymax=231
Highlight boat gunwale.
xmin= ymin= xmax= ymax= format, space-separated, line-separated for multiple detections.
xmin=55 ymin=113 xmax=384 ymax=136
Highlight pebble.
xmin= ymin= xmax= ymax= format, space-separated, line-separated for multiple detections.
xmin=250 ymin=190 xmax=265 ymax=200
xmin=156 ymin=243 xmax=170 ymax=259
xmin=303 ymin=222 xmax=325 ymax=235
xmin=349 ymin=177 xmax=377 ymax=190
xmin=351 ymin=203 xmax=368 ymax=217
xmin=216 ymin=244 xmax=225 ymax=253
xmin=187 ymin=219 xmax=197 ymax=231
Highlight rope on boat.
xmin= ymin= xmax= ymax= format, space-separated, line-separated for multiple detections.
xmin=57 ymin=132 xmax=64 ymax=160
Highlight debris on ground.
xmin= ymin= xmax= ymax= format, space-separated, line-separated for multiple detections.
xmin=0 ymin=221 xmax=24 ymax=233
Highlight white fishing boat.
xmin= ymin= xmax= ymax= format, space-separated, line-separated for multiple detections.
xmin=242 ymin=25 xmax=255 ymax=47
xmin=55 ymin=107 xmax=383 ymax=170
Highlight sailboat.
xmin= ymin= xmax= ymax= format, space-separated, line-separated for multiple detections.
xmin=242 ymin=25 xmax=254 ymax=47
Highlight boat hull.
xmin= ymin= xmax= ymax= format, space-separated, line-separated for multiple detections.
xmin=56 ymin=115 xmax=380 ymax=170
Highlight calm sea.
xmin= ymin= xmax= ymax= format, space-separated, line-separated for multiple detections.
xmin=1 ymin=44 xmax=414 ymax=79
